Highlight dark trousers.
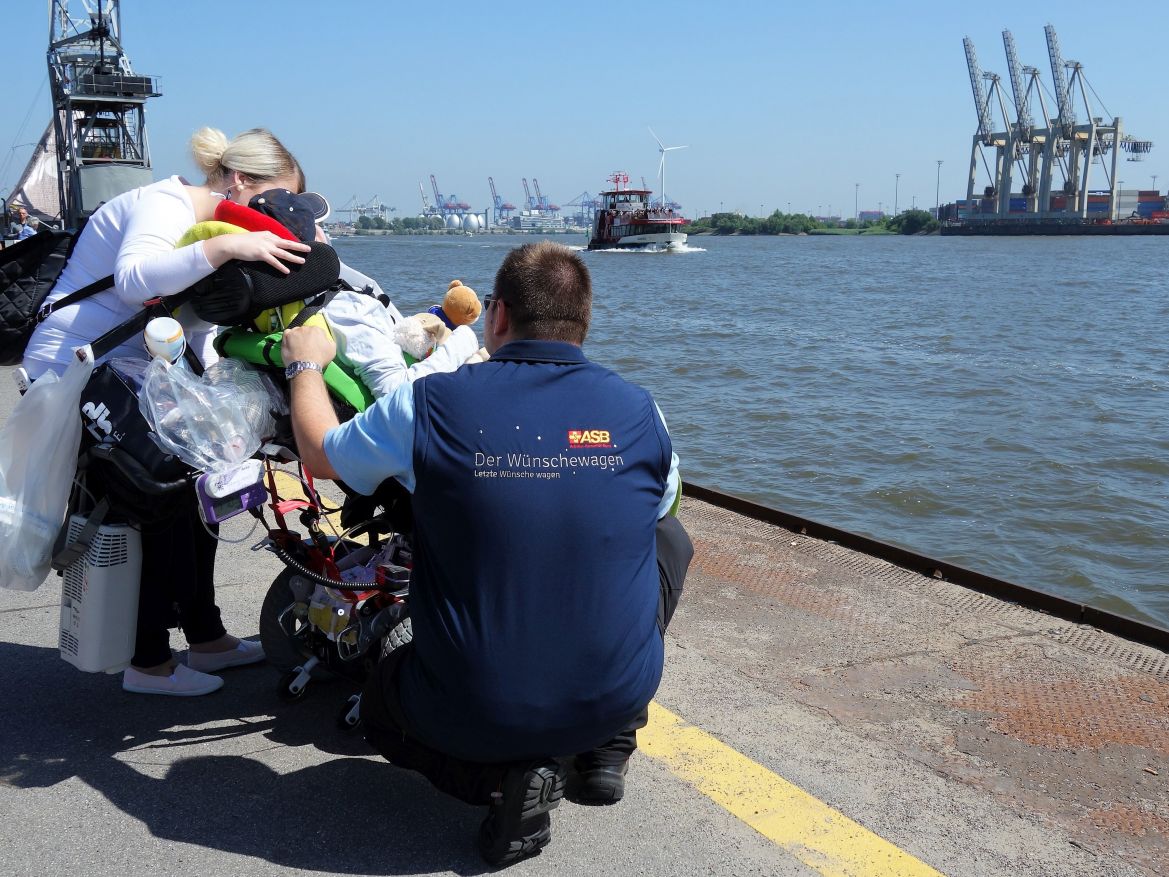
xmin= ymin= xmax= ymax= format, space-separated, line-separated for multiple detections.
xmin=131 ymin=492 xmax=225 ymax=667
xmin=362 ymin=514 xmax=694 ymax=805
xmin=83 ymin=464 xmax=226 ymax=669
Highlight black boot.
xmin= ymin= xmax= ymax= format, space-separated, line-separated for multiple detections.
xmin=570 ymin=756 xmax=629 ymax=804
xmin=478 ymin=759 xmax=567 ymax=867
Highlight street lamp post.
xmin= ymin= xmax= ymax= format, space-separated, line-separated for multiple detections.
xmin=935 ymin=160 xmax=943 ymax=216
xmin=895 ymin=173 xmax=900 ymax=215
xmin=1153 ymin=174 xmax=1159 ymax=191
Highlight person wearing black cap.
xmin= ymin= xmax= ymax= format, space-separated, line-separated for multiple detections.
xmin=281 ymin=240 xmax=693 ymax=865
xmin=245 ymin=187 xmax=483 ymax=398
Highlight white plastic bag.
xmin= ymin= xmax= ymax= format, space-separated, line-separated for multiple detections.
xmin=138 ymin=357 xmax=285 ymax=473
xmin=0 ymin=351 xmax=94 ymax=590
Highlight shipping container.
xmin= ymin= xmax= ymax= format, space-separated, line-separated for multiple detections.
xmin=1151 ymin=211 xmax=1169 ymax=220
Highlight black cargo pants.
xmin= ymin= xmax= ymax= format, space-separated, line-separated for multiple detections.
xmin=361 ymin=513 xmax=694 ymax=805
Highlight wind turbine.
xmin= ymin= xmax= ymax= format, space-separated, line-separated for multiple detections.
xmin=649 ymin=127 xmax=687 ymax=208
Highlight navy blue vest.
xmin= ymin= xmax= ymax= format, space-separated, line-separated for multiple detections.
xmin=400 ymin=339 xmax=672 ymax=761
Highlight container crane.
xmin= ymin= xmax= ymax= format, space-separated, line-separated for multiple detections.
xmin=532 ymin=178 xmax=558 ymax=212
xmin=1002 ymin=30 xmax=1041 ymax=211
xmin=564 ymin=191 xmax=600 ymax=225
xmin=43 ymin=0 xmax=161 ymax=229
xmin=958 ymin=25 xmax=1152 ymax=223
xmin=488 ymin=176 xmax=515 ymax=225
xmin=522 ymin=178 xmax=535 ymax=211
xmin=430 ymin=174 xmax=451 ymax=215
xmin=963 ymin=36 xmax=1011 ymax=213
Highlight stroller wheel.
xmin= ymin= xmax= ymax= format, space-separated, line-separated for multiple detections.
xmin=336 ymin=693 xmax=362 ymax=730
xmin=277 ymin=669 xmax=310 ymax=702
xmin=260 ymin=569 xmax=328 ymax=679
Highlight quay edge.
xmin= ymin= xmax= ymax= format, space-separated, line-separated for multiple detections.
xmin=683 ymin=481 xmax=1169 ymax=653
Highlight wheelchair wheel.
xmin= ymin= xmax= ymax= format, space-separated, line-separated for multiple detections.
xmin=380 ymin=617 xmax=413 ymax=658
xmin=259 ymin=568 xmax=329 ymax=679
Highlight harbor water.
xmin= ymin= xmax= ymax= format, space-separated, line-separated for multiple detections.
xmin=333 ymin=233 xmax=1169 ymax=628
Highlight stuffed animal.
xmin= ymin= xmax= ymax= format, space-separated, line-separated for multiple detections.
xmin=396 ymin=280 xmax=490 ymax=364
xmin=433 ymin=279 xmax=482 ymax=327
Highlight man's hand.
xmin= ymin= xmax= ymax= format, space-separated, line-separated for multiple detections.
xmin=282 ymin=325 xmax=336 ymax=368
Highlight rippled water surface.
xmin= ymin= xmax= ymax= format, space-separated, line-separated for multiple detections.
xmin=334 ymin=233 xmax=1169 ymax=627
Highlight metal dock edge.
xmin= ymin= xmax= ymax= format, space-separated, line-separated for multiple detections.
xmin=683 ymin=482 xmax=1169 ymax=653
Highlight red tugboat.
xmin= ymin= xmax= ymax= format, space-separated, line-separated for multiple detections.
xmin=587 ymin=172 xmax=687 ymax=250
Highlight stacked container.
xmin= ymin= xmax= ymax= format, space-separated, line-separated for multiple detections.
xmin=1137 ymin=190 xmax=1164 ymax=219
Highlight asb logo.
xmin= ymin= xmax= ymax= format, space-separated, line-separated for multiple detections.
xmin=567 ymin=429 xmax=612 ymax=448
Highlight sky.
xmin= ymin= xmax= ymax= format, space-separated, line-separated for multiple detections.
xmin=3 ymin=0 xmax=1168 ymax=220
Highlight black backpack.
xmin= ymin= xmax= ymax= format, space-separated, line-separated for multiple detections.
xmin=0 ymin=230 xmax=113 ymax=366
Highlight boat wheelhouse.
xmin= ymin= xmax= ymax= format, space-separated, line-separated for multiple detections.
xmin=587 ymin=172 xmax=686 ymax=250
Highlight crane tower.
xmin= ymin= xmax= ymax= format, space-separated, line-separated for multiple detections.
xmin=961 ymin=25 xmax=1152 ymax=222
xmin=488 ymin=176 xmax=516 ymax=225
xmin=47 ymin=0 xmax=161 ymax=229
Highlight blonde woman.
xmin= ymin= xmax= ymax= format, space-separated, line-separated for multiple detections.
xmin=24 ymin=127 xmax=312 ymax=696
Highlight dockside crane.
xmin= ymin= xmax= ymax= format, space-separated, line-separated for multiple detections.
xmin=1003 ymin=29 xmax=1041 ymax=211
xmin=46 ymin=0 xmax=161 ymax=229
xmin=958 ymin=25 xmax=1152 ymax=223
xmin=963 ymin=36 xmax=1011 ymax=214
xmin=522 ymin=178 xmax=535 ymax=211
xmin=430 ymin=175 xmax=450 ymax=215
xmin=564 ymin=191 xmax=599 ymax=225
xmin=1043 ymin=23 xmax=1149 ymax=217
xmin=488 ymin=176 xmax=515 ymax=225
xmin=532 ymin=178 xmax=558 ymax=212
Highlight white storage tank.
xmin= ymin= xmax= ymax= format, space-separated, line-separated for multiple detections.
xmin=445 ymin=215 xmax=462 ymax=229
xmin=462 ymin=214 xmax=482 ymax=231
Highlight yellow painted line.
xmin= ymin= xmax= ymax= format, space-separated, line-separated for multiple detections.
xmin=640 ymin=702 xmax=945 ymax=877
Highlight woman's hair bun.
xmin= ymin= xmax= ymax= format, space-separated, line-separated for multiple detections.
xmin=189 ymin=127 xmax=230 ymax=177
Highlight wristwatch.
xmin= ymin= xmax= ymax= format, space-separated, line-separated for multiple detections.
xmin=284 ymin=360 xmax=324 ymax=380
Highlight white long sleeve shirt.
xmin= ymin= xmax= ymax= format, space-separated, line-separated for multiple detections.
xmin=23 ymin=176 xmax=219 ymax=378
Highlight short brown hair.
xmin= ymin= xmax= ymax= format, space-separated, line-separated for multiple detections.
xmin=492 ymin=241 xmax=591 ymax=343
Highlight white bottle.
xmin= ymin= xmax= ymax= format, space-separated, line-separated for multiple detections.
xmin=143 ymin=317 xmax=186 ymax=364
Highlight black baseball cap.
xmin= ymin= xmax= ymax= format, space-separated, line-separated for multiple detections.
xmin=248 ymin=189 xmax=331 ymax=242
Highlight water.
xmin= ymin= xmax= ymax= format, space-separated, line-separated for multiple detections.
xmin=333 ymin=233 xmax=1169 ymax=628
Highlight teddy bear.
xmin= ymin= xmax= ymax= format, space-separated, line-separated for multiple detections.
xmin=395 ymin=280 xmax=490 ymax=365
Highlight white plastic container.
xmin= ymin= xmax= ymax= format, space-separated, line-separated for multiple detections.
xmin=58 ymin=514 xmax=141 ymax=673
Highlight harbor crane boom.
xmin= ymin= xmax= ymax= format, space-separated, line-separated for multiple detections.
xmin=430 ymin=174 xmax=446 ymax=213
xmin=488 ymin=176 xmax=515 ymax=223
xmin=963 ymin=37 xmax=995 ymax=146
xmin=522 ymin=178 xmax=535 ymax=211
xmin=1044 ymin=24 xmax=1076 ymax=136
xmin=1002 ymin=30 xmax=1032 ymax=131
xmin=532 ymin=178 xmax=558 ymax=211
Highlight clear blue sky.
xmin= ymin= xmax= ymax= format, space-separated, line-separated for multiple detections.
xmin=3 ymin=1 xmax=1167 ymax=219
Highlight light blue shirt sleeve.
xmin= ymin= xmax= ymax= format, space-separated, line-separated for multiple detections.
xmin=323 ymin=380 xmax=418 ymax=495
xmin=654 ymin=402 xmax=681 ymax=519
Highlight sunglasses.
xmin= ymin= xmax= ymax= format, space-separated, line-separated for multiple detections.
xmin=484 ymin=293 xmax=503 ymax=308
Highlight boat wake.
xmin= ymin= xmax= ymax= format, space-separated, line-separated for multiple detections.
xmin=587 ymin=243 xmax=706 ymax=254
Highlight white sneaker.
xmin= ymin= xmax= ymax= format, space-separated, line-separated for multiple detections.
xmin=123 ymin=663 xmax=224 ymax=697
xmin=186 ymin=639 xmax=266 ymax=673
